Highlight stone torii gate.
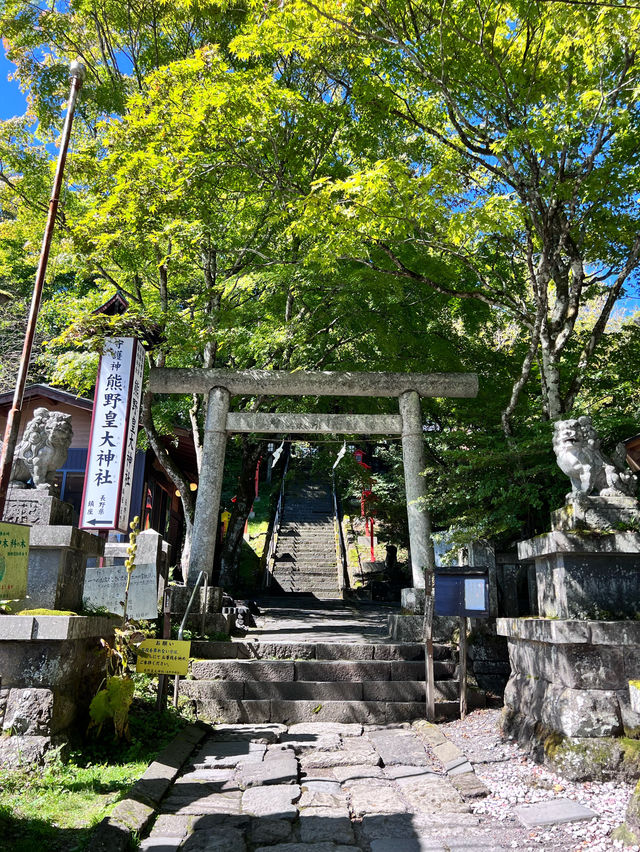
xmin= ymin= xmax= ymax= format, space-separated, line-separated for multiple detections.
xmin=149 ymin=368 xmax=478 ymax=587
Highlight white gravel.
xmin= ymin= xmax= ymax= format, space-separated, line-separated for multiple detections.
xmin=441 ymin=709 xmax=634 ymax=851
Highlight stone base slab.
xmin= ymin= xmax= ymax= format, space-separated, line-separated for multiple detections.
xmin=551 ymin=495 xmax=640 ymax=533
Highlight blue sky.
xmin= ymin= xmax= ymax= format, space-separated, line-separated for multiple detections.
xmin=0 ymin=49 xmax=27 ymax=119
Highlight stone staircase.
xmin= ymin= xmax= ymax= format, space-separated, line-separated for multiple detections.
xmin=269 ymin=473 xmax=341 ymax=598
xmin=180 ymin=639 xmax=484 ymax=724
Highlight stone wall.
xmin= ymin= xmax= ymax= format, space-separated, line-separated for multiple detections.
xmin=497 ymin=617 xmax=640 ymax=779
xmin=0 ymin=614 xmax=116 ymax=767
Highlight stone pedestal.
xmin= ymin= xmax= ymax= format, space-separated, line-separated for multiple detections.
xmin=2 ymin=490 xmax=73 ymax=526
xmin=551 ymin=494 xmax=640 ymax=533
xmin=0 ymin=614 xmax=116 ymax=767
xmin=497 ymin=617 xmax=640 ymax=778
xmin=14 ymin=526 xmax=104 ymax=613
xmin=518 ymin=530 xmax=640 ymax=620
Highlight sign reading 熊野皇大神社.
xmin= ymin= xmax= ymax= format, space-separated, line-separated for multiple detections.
xmin=80 ymin=338 xmax=144 ymax=532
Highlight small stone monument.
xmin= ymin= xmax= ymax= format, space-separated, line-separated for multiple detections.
xmin=498 ymin=417 xmax=640 ymax=779
xmin=1 ymin=408 xmax=103 ymax=611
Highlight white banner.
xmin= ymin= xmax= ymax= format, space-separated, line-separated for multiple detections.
xmin=80 ymin=338 xmax=144 ymax=532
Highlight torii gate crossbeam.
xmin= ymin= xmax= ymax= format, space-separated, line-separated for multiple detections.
xmin=149 ymin=367 xmax=478 ymax=592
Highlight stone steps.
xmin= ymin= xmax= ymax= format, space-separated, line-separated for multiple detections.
xmin=270 ymin=468 xmax=339 ymax=595
xmin=181 ymin=640 xmax=478 ymax=724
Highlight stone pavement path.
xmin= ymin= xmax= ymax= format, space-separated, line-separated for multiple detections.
xmin=249 ymin=598 xmax=398 ymax=644
xmin=140 ymin=720 xmax=577 ymax=852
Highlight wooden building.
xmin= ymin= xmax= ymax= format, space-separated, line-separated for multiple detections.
xmin=0 ymin=384 xmax=194 ymax=566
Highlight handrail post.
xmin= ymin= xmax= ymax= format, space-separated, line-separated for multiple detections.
xmin=173 ymin=570 xmax=206 ymax=708
xmin=332 ymin=471 xmax=349 ymax=591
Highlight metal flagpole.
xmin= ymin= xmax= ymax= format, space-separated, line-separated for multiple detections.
xmin=0 ymin=60 xmax=86 ymax=519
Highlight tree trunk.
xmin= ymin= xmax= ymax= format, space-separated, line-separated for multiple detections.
xmin=140 ymin=384 xmax=195 ymax=571
xmin=218 ymin=437 xmax=263 ymax=589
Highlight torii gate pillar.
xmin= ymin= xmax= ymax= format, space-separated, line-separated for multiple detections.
xmin=399 ymin=390 xmax=435 ymax=588
xmin=189 ymin=387 xmax=229 ymax=582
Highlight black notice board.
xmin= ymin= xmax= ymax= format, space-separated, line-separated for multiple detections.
xmin=434 ymin=567 xmax=490 ymax=618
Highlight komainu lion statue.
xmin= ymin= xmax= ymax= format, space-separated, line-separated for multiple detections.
xmin=10 ymin=407 xmax=73 ymax=492
xmin=553 ymin=416 xmax=637 ymax=499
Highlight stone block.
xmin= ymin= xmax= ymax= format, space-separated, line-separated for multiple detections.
xmin=3 ymin=492 xmax=73 ymax=526
xmin=551 ymin=495 xmax=640 ymax=533
xmin=190 ymin=660 xmax=294 ymax=682
xmin=171 ymin=585 xmax=223 ymax=614
xmin=236 ymin=642 xmax=316 ymax=660
xmin=0 ymin=615 xmax=35 ymax=640
xmin=181 ymin=681 xmax=244 ymax=701
xmin=0 ymin=734 xmax=52 ymax=768
xmin=237 ymin=757 xmax=298 ymax=788
xmin=162 ymin=791 xmax=242 ymax=815
xmin=631 ymin=681 xmax=640 ymax=715
xmin=517 ymin=530 xmax=640 ymax=619
xmin=295 ymin=661 xmax=390 ymax=682
xmin=514 ymin=798 xmax=598 ymax=827
xmin=181 ymin=828 xmax=246 ymax=851
xmin=497 ymin=617 xmax=591 ymax=644
xmin=270 ymin=700 xmax=384 ymax=725
xmin=518 ymin=530 xmax=640 ymax=561
xmin=210 ymin=723 xmax=286 ymax=743
xmin=14 ymin=525 xmax=104 ymax=612
xmin=314 ymin=643 xmax=374 ymax=660
xmin=244 ymin=681 xmax=363 ymax=701
xmin=332 ymin=764 xmax=384 ymax=784
xmin=298 ymin=807 xmax=355 ymax=844
xmin=241 ymin=784 xmax=300 ymax=818
xmin=287 ymin=722 xmax=363 ymax=736
xmin=542 ymin=685 xmax=623 ymax=738
xmin=363 ymin=681 xmax=425 ymax=702
xmin=554 ymin=644 xmax=626 ymax=690
xmin=190 ymin=641 xmax=238 ymax=659
xmin=449 ymin=773 xmax=489 ymax=799
xmin=367 ymin=729 xmax=431 ymax=766
xmin=193 ymin=700 xmax=271 ymax=725
xmin=2 ymin=687 xmax=75 ymax=736
xmin=254 ymin=845 xmax=360 ymax=852
xmin=373 ymin=644 xmax=424 ymax=661
xmin=387 ymin=615 xmax=423 ymax=642
xmin=401 ymin=588 xmax=425 ymax=614
xmin=349 ymin=783 xmax=409 ymax=816
xmin=249 ymin=818 xmax=293 ymax=845
xmin=399 ymin=776 xmax=469 ymax=814
xmin=383 ymin=703 xmax=431 ymax=723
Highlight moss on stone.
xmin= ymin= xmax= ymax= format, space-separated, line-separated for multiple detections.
xmin=622 ymin=739 xmax=640 ymax=764
xmin=17 ymin=608 xmax=78 ymax=616
xmin=612 ymin=823 xmax=640 ymax=846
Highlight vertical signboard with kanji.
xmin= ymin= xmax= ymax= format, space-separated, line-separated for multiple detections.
xmin=80 ymin=338 xmax=144 ymax=532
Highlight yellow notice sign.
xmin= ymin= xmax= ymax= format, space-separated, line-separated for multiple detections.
xmin=136 ymin=639 xmax=191 ymax=676
xmin=0 ymin=521 xmax=29 ymax=599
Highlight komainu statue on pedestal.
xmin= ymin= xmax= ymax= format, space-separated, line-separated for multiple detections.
xmin=553 ymin=416 xmax=637 ymax=499
xmin=9 ymin=407 xmax=73 ymax=492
